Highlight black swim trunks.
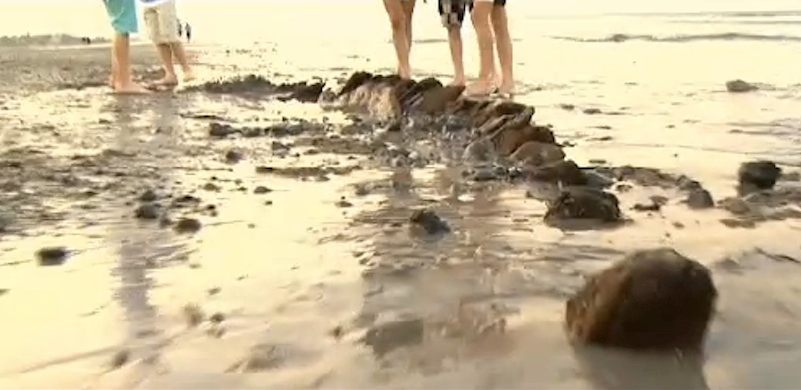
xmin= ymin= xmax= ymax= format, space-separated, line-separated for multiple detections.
xmin=438 ymin=0 xmax=468 ymax=28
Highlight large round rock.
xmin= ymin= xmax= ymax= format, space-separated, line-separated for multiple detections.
xmin=565 ymin=248 xmax=717 ymax=351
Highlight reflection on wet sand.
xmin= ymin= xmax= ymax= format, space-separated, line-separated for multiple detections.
xmin=574 ymin=347 xmax=709 ymax=390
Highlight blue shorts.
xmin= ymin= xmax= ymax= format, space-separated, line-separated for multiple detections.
xmin=104 ymin=0 xmax=138 ymax=34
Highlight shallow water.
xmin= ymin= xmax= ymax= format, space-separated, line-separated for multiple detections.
xmin=2 ymin=1 xmax=801 ymax=389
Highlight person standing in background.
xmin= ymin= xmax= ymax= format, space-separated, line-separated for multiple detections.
xmin=141 ymin=0 xmax=195 ymax=86
xmin=438 ymin=0 xmax=468 ymax=86
xmin=177 ymin=19 xmax=183 ymax=38
xmin=468 ymin=0 xmax=514 ymax=97
xmin=103 ymin=0 xmax=149 ymax=94
xmin=185 ymin=23 xmax=192 ymax=43
xmin=383 ymin=0 xmax=417 ymax=79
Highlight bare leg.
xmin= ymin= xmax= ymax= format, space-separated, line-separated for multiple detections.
xmin=112 ymin=33 xmax=149 ymax=94
xmin=401 ymin=0 xmax=416 ymax=53
xmin=383 ymin=0 xmax=412 ymax=79
xmin=467 ymin=2 xmax=497 ymax=95
xmin=109 ymin=40 xmax=118 ymax=88
xmin=155 ymin=43 xmax=178 ymax=85
xmin=492 ymin=5 xmax=514 ymax=95
xmin=447 ymin=27 xmax=465 ymax=86
xmin=169 ymin=42 xmax=195 ymax=81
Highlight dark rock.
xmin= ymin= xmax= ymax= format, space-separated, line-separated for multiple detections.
xmin=338 ymin=71 xmax=373 ymax=97
xmin=472 ymin=167 xmax=498 ymax=182
xmin=174 ymin=218 xmax=202 ymax=234
xmin=139 ymin=189 xmax=158 ymax=202
xmin=110 ymin=350 xmax=130 ymax=369
xmin=565 ymin=248 xmax=717 ymax=351
xmin=210 ymin=312 xmax=226 ymax=324
xmin=135 ymin=203 xmax=160 ymax=220
xmin=254 ymin=186 xmax=272 ymax=194
xmin=225 ymin=150 xmax=243 ymax=164
xmin=583 ymin=108 xmax=603 ymax=115
xmin=527 ymin=160 xmax=587 ymax=186
xmin=209 ymin=122 xmax=237 ymax=138
xmin=738 ymin=161 xmax=781 ymax=190
xmin=409 ymin=209 xmax=451 ymax=235
xmin=289 ymin=82 xmax=324 ymax=103
xmin=687 ymin=189 xmax=714 ymax=209
xmin=363 ymin=318 xmax=424 ymax=356
xmin=255 ymin=166 xmax=275 ymax=174
xmin=721 ymin=218 xmax=756 ymax=229
xmin=463 ymin=139 xmax=495 ymax=162
xmin=37 ymin=247 xmax=69 ymax=266
xmin=183 ymin=304 xmax=205 ymax=327
xmin=559 ymin=104 xmax=576 ymax=111
xmin=726 ymin=79 xmax=758 ymax=93
xmin=336 ymin=197 xmax=353 ymax=208
xmin=411 ymin=85 xmax=465 ymax=114
xmin=354 ymin=184 xmax=370 ymax=196
xmin=203 ymin=183 xmax=220 ymax=192
xmin=509 ymin=141 xmax=565 ymax=166
xmin=633 ymin=201 xmax=661 ymax=212
xmin=719 ymin=197 xmax=750 ymax=215
xmin=545 ymin=188 xmax=621 ymax=224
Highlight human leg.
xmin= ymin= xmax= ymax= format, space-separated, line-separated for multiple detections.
xmin=467 ymin=0 xmax=497 ymax=95
xmin=383 ymin=0 xmax=412 ymax=79
xmin=491 ymin=1 xmax=514 ymax=94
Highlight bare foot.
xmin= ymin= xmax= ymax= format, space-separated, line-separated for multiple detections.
xmin=113 ymin=81 xmax=151 ymax=95
xmin=398 ymin=65 xmax=412 ymax=80
xmin=182 ymin=70 xmax=196 ymax=82
xmin=153 ymin=76 xmax=179 ymax=86
xmin=449 ymin=77 xmax=466 ymax=87
xmin=498 ymin=80 xmax=515 ymax=96
xmin=465 ymin=79 xmax=498 ymax=97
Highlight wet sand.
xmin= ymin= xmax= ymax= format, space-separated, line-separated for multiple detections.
xmin=1 ymin=40 xmax=801 ymax=390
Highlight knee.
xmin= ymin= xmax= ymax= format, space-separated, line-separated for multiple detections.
xmin=389 ymin=16 xmax=406 ymax=32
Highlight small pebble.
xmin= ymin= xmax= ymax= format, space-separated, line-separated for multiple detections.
xmin=183 ymin=304 xmax=205 ymax=327
xmin=37 ymin=247 xmax=68 ymax=266
xmin=210 ymin=313 xmax=226 ymax=324
xmin=254 ymin=186 xmax=272 ymax=194
xmin=139 ymin=189 xmax=158 ymax=202
xmin=174 ymin=218 xmax=202 ymax=234
xmin=110 ymin=349 xmax=130 ymax=369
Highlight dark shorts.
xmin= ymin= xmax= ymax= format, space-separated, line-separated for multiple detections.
xmin=438 ymin=0 xmax=468 ymax=28
xmin=469 ymin=0 xmax=507 ymax=9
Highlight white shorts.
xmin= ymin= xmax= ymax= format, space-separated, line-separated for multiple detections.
xmin=144 ymin=1 xmax=179 ymax=44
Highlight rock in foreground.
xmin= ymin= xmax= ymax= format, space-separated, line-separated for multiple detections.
xmin=565 ymin=248 xmax=717 ymax=351
xmin=739 ymin=160 xmax=781 ymax=191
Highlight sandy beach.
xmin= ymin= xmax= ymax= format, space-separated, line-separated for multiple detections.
xmin=2 ymin=1 xmax=801 ymax=389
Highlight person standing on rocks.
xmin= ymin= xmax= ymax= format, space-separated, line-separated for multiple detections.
xmin=438 ymin=0 xmax=468 ymax=86
xmin=383 ymin=0 xmax=417 ymax=79
xmin=103 ymin=0 xmax=149 ymax=94
xmin=468 ymin=0 xmax=515 ymax=97
xmin=141 ymin=0 xmax=195 ymax=86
